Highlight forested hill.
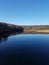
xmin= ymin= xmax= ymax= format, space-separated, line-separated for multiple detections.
xmin=0 ymin=22 xmax=23 ymax=34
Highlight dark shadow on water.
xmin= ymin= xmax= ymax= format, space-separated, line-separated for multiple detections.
xmin=0 ymin=32 xmax=22 ymax=43
xmin=0 ymin=26 xmax=24 ymax=43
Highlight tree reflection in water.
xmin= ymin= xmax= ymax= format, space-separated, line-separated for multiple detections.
xmin=0 ymin=32 xmax=22 ymax=43
xmin=0 ymin=26 xmax=24 ymax=43
xmin=0 ymin=33 xmax=10 ymax=43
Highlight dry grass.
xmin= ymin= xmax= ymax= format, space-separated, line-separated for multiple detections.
xmin=36 ymin=30 xmax=49 ymax=33
xmin=24 ymin=30 xmax=49 ymax=33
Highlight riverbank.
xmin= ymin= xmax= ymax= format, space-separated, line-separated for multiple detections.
xmin=24 ymin=30 xmax=49 ymax=34
xmin=0 ymin=22 xmax=49 ymax=34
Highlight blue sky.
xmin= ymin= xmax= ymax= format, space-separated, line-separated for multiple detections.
xmin=0 ymin=0 xmax=49 ymax=25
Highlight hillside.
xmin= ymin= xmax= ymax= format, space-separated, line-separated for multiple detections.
xmin=23 ymin=25 xmax=49 ymax=33
xmin=0 ymin=22 xmax=49 ymax=34
xmin=0 ymin=22 xmax=23 ymax=34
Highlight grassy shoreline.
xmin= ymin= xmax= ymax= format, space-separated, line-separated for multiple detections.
xmin=24 ymin=30 xmax=49 ymax=34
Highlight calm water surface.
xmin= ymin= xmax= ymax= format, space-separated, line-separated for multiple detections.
xmin=0 ymin=34 xmax=49 ymax=65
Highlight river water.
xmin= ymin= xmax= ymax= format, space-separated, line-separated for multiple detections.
xmin=0 ymin=34 xmax=49 ymax=65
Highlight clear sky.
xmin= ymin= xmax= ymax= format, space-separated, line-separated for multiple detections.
xmin=0 ymin=0 xmax=49 ymax=25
